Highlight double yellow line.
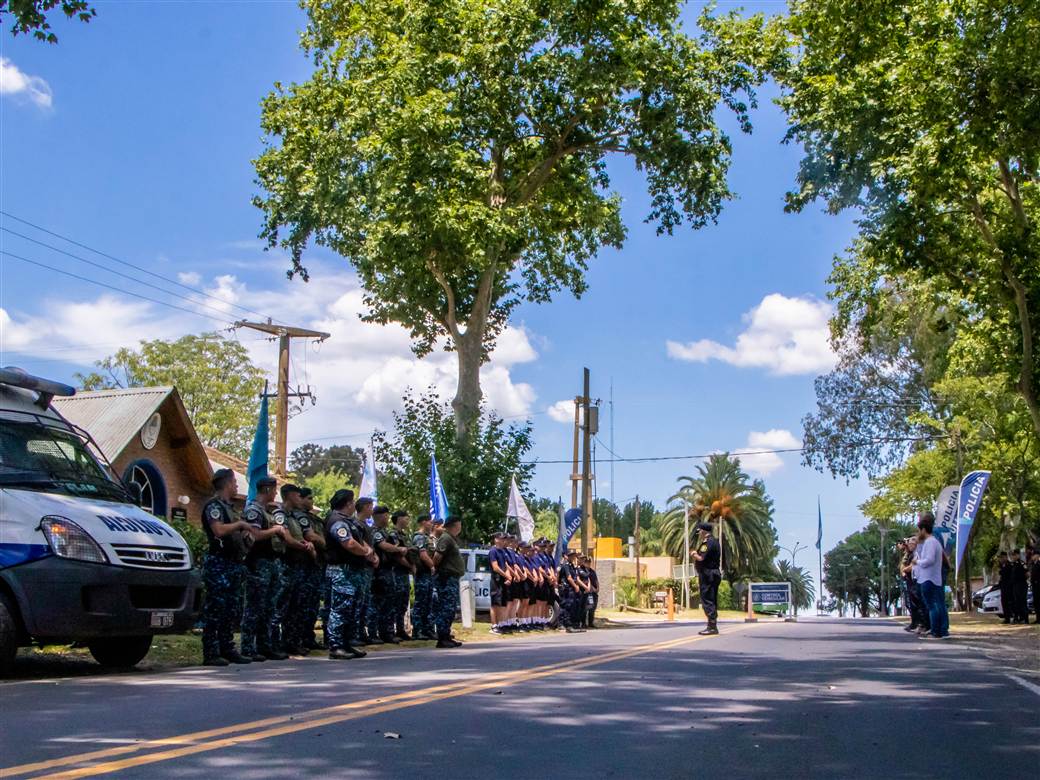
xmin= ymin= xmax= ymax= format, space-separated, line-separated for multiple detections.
xmin=4 ymin=627 xmax=746 ymax=779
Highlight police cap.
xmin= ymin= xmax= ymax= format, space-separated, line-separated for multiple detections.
xmin=695 ymin=522 xmax=714 ymax=533
xmin=256 ymin=476 xmax=277 ymax=490
xmin=280 ymin=483 xmax=301 ymax=499
xmin=211 ymin=468 xmax=235 ymax=490
xmin=299 ymin=487 xmax=313 ymax=498
xmin=330 ymin=489 xmax=355 ymax=510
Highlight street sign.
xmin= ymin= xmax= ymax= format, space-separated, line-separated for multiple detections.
xmin=749 ymin=581 xmax=791 ymax=619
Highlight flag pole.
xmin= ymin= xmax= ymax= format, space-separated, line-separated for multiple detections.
xmin=817 ymin=496 xmax=823 ymax=615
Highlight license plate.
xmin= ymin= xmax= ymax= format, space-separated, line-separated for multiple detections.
xmin=149 ymin=611 xmax=174 ymax=628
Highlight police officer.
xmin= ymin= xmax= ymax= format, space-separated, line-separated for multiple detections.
xmin=489 ymin=532 xmax=511 ymax=634
xmin=574 ymin=555 xmax=593 ymax=628
xmin=297 ymin=487 xmax=326 ymax=651
xmin=582 ymin=555 xmax=600 ymax=628
xmin=278 ymin=484 xmax=318 ymax=655
xmin=324 ymin=489 xmax=370 ymax=660
xmin=557 ymin=550 xmax=585 ymax=633
xmin=200 ymin=469 xmax=254 ymax=666
xmin=390 ymin=510 xmax=414 ymax=640
xmin=432 ymin=516 xmax=465 ymax=648
xmin=241 ymin=477 xmax=291 ymax=661
xmin=1009 ymin=549 xmax=1029 ymax=624
xmin=370 ymin=506 xmax=401 ymax=643
xmin=410 ymin=515 xmax=437 ymax=640
xmin=997 ymin=552 xmax=1012 ymax=624
xmin=269 ymin=485 xmax=314 ymax=655
xmin=353 ymin=497 xmax=379 ymax=645
xmin=692 ymin=521 xmax=722 ymax=635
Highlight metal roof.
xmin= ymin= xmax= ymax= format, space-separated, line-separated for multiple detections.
xmin=52 ymin=386 xmax=173 ymax=459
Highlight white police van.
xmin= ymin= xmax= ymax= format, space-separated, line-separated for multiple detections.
xmin=461 ymin=547 xmax=491 ymax=611
xmin=0 ymin=368 xmax=200 ymax=673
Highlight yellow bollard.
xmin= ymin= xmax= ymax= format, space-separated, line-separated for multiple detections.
xmin=666 ymin=589 xmax=675 ymax=621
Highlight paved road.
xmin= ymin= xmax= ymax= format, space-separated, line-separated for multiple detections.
xmin=1 ymin=619 xmax=1037 ymax=779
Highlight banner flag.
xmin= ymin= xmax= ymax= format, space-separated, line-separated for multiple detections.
xmin=815 ymin=497 xmax=823 ymax=550
xmin=933 ymin=484 xmax=959 ymax=560
xmin=358 ymin=440 xmax=377 ymax=502
xmin=555 ymin=508 xmax=582 ymax=562
xmin=955 ymin=470 xmax=991 ymax=573
xmin=245 ymin=394 xmax=269 ymax=502
xmin=429 ymin=454 xmax=450 ymax=521
xmin=506 ymin=475 xmax=535 ymax=542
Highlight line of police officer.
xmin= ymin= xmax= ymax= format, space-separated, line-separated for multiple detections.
xmin=200 ymin=469 xmax=469 ymax=665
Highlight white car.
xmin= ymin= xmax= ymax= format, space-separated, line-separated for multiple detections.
xmin=460 ymin=547 xmax=491 ymax=611
xmin=980 ymin=587 xmax=1004 ymax=615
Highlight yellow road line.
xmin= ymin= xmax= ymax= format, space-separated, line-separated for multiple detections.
xmin=8 ymin=627 xmax=748 ymax=779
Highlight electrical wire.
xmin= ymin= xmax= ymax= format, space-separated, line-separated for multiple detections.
xmin=0 ymin=211 xmax=282 ymax=323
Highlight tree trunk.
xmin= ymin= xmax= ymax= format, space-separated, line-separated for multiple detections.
xmin=451 ymin=330 xmax=483 ymax=444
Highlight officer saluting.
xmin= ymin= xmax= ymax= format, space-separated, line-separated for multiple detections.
xmin=692 ymin=522 xmax=722 ymax=635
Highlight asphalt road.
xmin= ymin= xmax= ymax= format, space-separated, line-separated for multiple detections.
xmin=1 ymin=618 xmax=1037 ymax=779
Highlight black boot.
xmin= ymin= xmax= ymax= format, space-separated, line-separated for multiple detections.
xmin=203 ymin=656 xmax=229 ymax=667
xmin=223 ymin=651 xmax=252 ymax=664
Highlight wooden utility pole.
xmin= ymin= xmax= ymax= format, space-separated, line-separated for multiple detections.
xmin=634 ymin=494 xmax=641 ymax=588
xmin=234 ymin=319 xmax=330 ymax=476
xmin=580 ymin=367 xmax=592 ymax=555
xmin=570 ymin=398 xmax=581 ymax=509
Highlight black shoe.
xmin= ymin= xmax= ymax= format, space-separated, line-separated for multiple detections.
xmin=346 ymin=644 xmax=367 ymax=658
xmin=286 ymin=645 xmax=309 ymax=656
xmin=203 ymin=656 xmax=229 ymax=667
xmin=223 ymin=652 xmax=252 ymax=665
xmin=381 ymin=635 xmax=401 ymax=644
xmin=565 ymin=627 xmax=580 ymax=633
xmin=329 ymin=648 xmax=353 ymax=660
xmin=698 ymin=627 xmax=719 ymax=635
xmin=365 ymin=637 xmax=385 ymax=646
xmin=436 ymin=638 xmax=459 ymax=648
xmin=248 ymin=653 xmax=267 ymax=662
xmin=420 ymin=632 xmax=437 ymax=641
xmin=265 ymin=650 xmax=289 ymax=661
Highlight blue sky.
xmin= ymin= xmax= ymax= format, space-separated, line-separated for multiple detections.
xmin=1 ymin=1 xmax=873 ymax=593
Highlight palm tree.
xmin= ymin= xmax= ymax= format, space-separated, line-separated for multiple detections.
xmin=659 ymin=454 xmax=778 ymax=581
xmin=775 ymin=560 xmax=815 ymax=613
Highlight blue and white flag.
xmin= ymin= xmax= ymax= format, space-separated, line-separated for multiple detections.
xmin=245 ymin=394 xmax=269 ymax=502
xmin=358 ymin=440 xmax=377 ymax=502
xmin=933 ymin=484 xmax=959 ymax=561
xmin=429 ymin=454 xmax=450 ymax=521
xmin=815 ymin=497 xmax=823 ymax=550
xmin=955 ymin=470 xmax=991 ymax=573
xmin=555 ymin=507 xmax=582 ymax=563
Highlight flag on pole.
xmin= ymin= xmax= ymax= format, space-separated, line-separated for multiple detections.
xmin=815 ymin=497 xmax=823 ymax=550
xmin=429 ymin=454 xmax=450 ymax=521
xmin=245 ymin=394 xmax=269 ymax=502
xmin=507 ymin=475 xmax=535 ymax=542
xmin=556 ymin=508 xmax=582 ymax=563
xmin=358 ymin=439 xmax=377 ymax=501
xmin=955 ymin=470 xmax=991 ymax=574
xmin=933 ymin=484 xmax=959 ymax=560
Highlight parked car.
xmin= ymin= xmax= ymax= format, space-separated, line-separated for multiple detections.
xmin=972 ymin=584 xmax=997 ymax=609
xmin=980 ymin=585 xmax=1034 ymax=618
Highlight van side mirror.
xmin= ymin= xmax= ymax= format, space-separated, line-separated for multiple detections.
xmin=124 ymin=481 xmax=143 ymax=507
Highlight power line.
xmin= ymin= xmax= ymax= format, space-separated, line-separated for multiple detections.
xmin=1 ymin=250 xmax=236 ymax=325
xmin=2 ymin=228 xmax=243 ymax=323
xmin=0 ymin=211 xmax=281 ymax=323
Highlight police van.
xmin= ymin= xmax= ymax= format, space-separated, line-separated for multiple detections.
xmin=0 ymin=368 xmax=200 ymax=674
xmin=461 ymin=547 xmax=491 ymax=611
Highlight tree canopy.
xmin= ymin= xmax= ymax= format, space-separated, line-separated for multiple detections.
xmin=77 ymin=333 xmax=266 ymax=460
xmin=775 ymin=0 xmax=1040 ymax=442
xmin=254 ymin=0 xmax=779 ymax=441
xmin=289 ymin=443 xmax=365 ymax=485
xmin=2 ymin=0 xmax=94 ymax=42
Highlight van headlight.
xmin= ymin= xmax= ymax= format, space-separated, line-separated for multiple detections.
xmin=40 ymin=516 xmax=108 ymax=564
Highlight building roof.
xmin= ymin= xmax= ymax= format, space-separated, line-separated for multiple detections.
xmin=53 ymin=386 xmax=173 ymax=458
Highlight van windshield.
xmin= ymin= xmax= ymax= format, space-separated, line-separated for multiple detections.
xmin=0 ymin=420 xmax=129 ymax=503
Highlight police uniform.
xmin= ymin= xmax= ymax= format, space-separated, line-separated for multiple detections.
xmin=1010 ymin=555 xmax=1029 ymax=623
xmin=354 ymin=518 xmax=378 ymax=645
xmin=557 ymin=556 xmax=580 ymax=630
xmin=266 ymin=503 xmax=292 ymax=652
xmin=281 ymin=508 xmax=319 ymax=652
xmin=433 ymin=531 xmax=465 ymax=643
xmin=324 ymin=510 xmax=367 ymax=656
xmin=410 ymin=530 xmax=436 ymax=639
xmin=200 ymin=496 xmax=248 ymax=662
xmin=241 ymin=498 xmax=283 ymax=659
xmin=370 ymin=523 xmax=398 ymax=641
xmin=299 ymin=508 xmax=326 ymax=649
xmin=694 ymin=531 xmax=722 ymax=633
xmin=390 ymin=527 xmax=413 ymax=638
xmin=585 ymin=565 xmax=599 ymax=627
xmin=575 ymin=562 xmax=592 ymax=626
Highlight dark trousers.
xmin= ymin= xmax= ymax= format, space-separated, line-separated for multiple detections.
xmin=907 ymin=578 xmax=930 ymax=629
xmin=411 ymin=573 xmax=435 ymax=636
xmin=586 ymin=595 xmax=598 ymax=627
xmin=699 ymin=570 xmax=721 ymax=627
xmin=1033 ymin=580 xmax=1040 ymax=624
xmin=1000 ymin=584 xmax=1013 ymax=622
xmin=1012 ymin=582 xmax=1028 ymax=622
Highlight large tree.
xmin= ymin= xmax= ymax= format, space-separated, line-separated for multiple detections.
xmin=775 ymin=0 xmax=1040 ymax=442
xmin=254 ymin=0 xmax=777 ymax=442
xmin=77 ymin=333 xmax=266 ymax=459
xmin=289 ymin=442 xmax=365 ymax=485
xmin=2 ymin=0 xmax=94 ymax=42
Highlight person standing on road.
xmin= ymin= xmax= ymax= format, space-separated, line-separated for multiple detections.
xmin=432 ymin=516 xmax=465 ymax=648
xmin=371 ymin=506 xmax=402 ymax=643
xmin=1028 ymin=547 xmax=1040 ymax=624
xmin=692 ymin=522 xmax=721 ymax=635
xmin=200 ymin=469 xmax=255 ymax=666
xmin=1009 ymin=549 xmax=1029 ymax=624
xmin=410 ymin=515 xmax=437 ymax=640
xmin=297 ymin=487 xmax=326 ymax=651
xmin=900 ymin=537 xmax=930 ymax=635
xmin=583 ymin=556 xmax=599 ymax=628
xmin=241 ymin=477 xmax=291 ymax=661
xmin=557 ymin=550 xmax=585 ymax=633
xmin=914 ymin=513 xmax=949 ymax=639
xmin=272 ymin=485 xmax=315 ymax=655
xmin=996 ymin=552 xmax=1012 ymax=624
xmin=390 ymin=510 xmax=414 ymax=640
xmin=324 ymin=489 xmax=369 ymax=660
xmin=353 ymin=497 xmax=379 ymax=645
xmin=489 ymin=532 xmax=511 ymax=634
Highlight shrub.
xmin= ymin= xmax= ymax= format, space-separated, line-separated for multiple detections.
xmin=170 ymin=517 xmax=208 ymax=569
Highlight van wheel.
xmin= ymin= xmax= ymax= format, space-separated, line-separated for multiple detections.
xmin=88 ymin=636 xmax=153 ymax=668
xmin=0 ymin=594 xmax=19 ymax=675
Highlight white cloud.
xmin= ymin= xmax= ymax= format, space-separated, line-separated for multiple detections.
xmin=0 ymin=57 xmax=53 ymax=109
xmin=734 ymin=428 xmax=802 ymax=477
xmin=666 ymin=293 xmax=835 ymax=376
xmin=177 ymin=271 xmax=202 ymax=286
xmin=2 ymin=260 xmax=538 ymax=444
xmin=546 ymin=399 xmax=575 ymax=424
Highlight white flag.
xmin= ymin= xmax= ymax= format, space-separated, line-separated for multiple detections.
xmin=507 ymin=475 xmax=535 ymax=542
xmin=358 ymin=441 xmax=377 ymax=502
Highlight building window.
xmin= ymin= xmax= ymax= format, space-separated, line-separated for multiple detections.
xmin=123 ymin=459 xmax=167 ymax=518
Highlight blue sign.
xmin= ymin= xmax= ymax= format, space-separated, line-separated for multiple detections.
xmin=554 ymin=508 xmax=582 ymax=563
xmin=955 ymin=470 xmax=991 ymax=572
xmin=750 ymin=582 xmax=790 ymax=605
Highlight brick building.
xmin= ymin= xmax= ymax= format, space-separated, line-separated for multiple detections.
xmin=53 ymin=387 xmax=215 ymax=525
